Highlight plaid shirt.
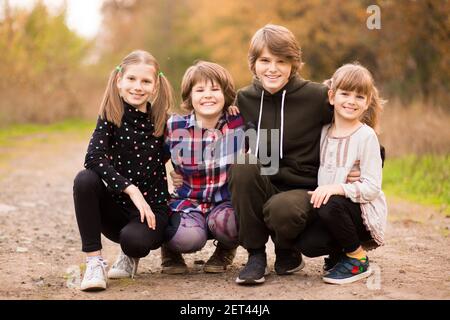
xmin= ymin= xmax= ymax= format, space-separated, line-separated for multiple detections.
xmin=165 ymin=111 xmax=245 ymax=215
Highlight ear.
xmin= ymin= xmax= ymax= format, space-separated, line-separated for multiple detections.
xmin=116 ymin=73 xmax=122 ymax=91
xmin=328 ymin=89 xmax=335 ymax=105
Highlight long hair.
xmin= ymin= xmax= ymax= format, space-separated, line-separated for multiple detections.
xmin=328 ymin=62 xmax=385 ymax=133
xmin=99 ymin=50 xmax=174 ymax=137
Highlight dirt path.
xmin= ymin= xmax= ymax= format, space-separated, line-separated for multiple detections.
xmin=0 ymin=134 xmax=449 ymax=300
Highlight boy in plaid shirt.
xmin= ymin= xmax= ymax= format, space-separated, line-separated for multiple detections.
xmin=162 ymin=61 xmax=245 ymax=274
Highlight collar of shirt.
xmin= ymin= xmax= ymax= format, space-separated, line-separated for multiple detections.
xmin=185 ymin=111 xmax=230 ymax=131
xmin=123 ymin=100 xmax=151 ymax=120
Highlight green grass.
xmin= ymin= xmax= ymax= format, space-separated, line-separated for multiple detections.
xmin=0 ymin=118 xmax=95 ymax=146
xmin=383 ymin=155 xmax=450 ymax=214
xmin=0 ymin=119 xmax=95 ymax=173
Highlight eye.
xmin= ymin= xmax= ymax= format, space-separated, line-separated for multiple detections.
xmin=144 ymin=79 xmax=152 ymax=84
xmin=356 ymin=95 xmax=366 ymax=99
xmin=127 ymin=76 xmax=135 ymax=81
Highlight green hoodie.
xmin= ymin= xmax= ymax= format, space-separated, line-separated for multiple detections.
xmin=236 ymin=75 xmax=333 ymax=190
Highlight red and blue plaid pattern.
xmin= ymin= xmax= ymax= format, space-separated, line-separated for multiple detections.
xmin=165 ymin=111 xmax=245 ymax=215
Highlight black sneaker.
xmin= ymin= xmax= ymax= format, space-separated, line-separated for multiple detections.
xmin=274 ymin=248 xmax=305 ymax=275
xmin=235 ymin=252 xmax=269 ymax=285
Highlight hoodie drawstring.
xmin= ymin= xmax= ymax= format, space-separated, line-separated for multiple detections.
xmin=280 ymin=90 xmax=286 ymax=159
xmin=255 ymin=90 xmax=264 ymax=157
xmin=255 ymin=89 xmax=286 ymax=159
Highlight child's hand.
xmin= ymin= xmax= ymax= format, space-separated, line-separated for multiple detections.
xmin=124 ymin=185 xmax=156 ymax=229
xmin=170 ymin=170 xmax=183 ymax=188
xmin=346 ymin=160 xmax=361 ymax=183
xmin=227 ymin=105 xmax=240 ymax=116
xmin=308 ymin=184 xmax=344 ymax=208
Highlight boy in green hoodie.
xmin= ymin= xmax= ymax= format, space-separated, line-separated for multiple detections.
xmin=230 ymin=24 xmax=337 ymax=285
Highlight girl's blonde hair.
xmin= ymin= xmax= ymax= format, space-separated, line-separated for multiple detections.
xmin=180 ymin=60 xmax=236 ymax=112
xmin=248 ymin=24 xmax=304 ymax=78
xmin=99 ymin=50 xmax=174 ymax=137
xmin=328 ymin=63 xmax=385 ymax=133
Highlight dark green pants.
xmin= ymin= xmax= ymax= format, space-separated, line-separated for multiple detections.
xmin=228 ymin=154 xmax=313 ymax=250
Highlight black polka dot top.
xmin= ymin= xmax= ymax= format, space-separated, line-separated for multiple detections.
xmin=84 ymin=101 xmax=169 ymax=208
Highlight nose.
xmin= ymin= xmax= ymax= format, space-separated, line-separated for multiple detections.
xmin=203 ymin=89 xmax=212 ymax=98
xmin=348 ymin=94 xmax=356 ymax=104
xmin=268 ymin=61 xmax=277 ymax=72
xmin=133 ymin=82 xmax=144 ymax=92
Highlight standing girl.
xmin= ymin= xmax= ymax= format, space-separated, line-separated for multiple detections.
xmin=298 ymin=63 xmax=387 ymax=284
xmin=73 ymin=50 xmax=174 ymax=291
xmin=163 ymin=61 xmax=245 ymax=274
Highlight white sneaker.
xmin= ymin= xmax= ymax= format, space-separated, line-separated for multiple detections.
xmin=80 ymin=258 xmax=107 ymax=291
xmin=107 ymin=250 xmax=139 ymax=279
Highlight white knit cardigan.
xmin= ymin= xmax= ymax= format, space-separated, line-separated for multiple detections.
xmin=318 ymin=124 xmax=388 ymax=246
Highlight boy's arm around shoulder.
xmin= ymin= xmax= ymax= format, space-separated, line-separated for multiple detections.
xmin=341 ymin=132 xmax=383 ymax=203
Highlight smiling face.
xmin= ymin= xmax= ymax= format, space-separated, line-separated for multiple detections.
xmin=255 ymin=47 xmax=292 ymax=94
xmin=116 ymin=63 xmax=156 ymax=111
xmin=191 ymin=80 xmax=225 ymax=121
xmin=329 ymin=89 xmax=369 ymax=123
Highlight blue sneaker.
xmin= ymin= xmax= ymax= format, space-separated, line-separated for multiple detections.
xmin=323 ymin=252 xmax=345 ymax=273
xmin=322 ymin=255 xmax=372 ymax=285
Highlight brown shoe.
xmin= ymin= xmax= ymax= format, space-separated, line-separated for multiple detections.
xmin=161 ymin=245 xmax=188 ymax=274
xmin=203 ymin=242 xmax=237 ymax=273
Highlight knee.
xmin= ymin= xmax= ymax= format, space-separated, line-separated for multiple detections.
xmin=317 ymin=195 xmax=344 ymax=222
xmin=207 ymin=206 xmax=239 ymax=246
xmin=263 ymin=194 xmax=296 ymax=225
xmin=120 ymin=225 xmax=158 ymax=258
xmin=166 ymin=227 xmax=207 ymax=253
xmin=73 ymin=169 xmax=102 ymax=193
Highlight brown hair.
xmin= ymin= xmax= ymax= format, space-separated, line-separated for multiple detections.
xmin=248 ymin=24 xmax=303 ymax=78
xmin=99 ymin=50 xmax=174 ymax=137
xmin=180 ymin=60 xmax=236 ymax=112
xmin=329 ymin=62 xmax=385 ymax=133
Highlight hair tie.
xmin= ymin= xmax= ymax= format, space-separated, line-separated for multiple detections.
xmin=158 ymin=71 xmax=164 ymax=77
xmin=116 ymin=65 xmax=122 ymax=72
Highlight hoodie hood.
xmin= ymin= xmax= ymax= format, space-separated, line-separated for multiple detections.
xmin=248 ymin=74 xmax=310 ymax=98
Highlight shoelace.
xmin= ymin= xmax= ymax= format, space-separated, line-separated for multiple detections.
xmin=86 ymin=260 xmax=107 ymax=281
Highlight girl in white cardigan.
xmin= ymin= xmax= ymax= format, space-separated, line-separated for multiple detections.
xmin=300 ymin=63 xmax=387 ymax=285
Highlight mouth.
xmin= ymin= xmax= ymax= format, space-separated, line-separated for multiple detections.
xmin=342 ymin=106 xmax=358 ymax=112
xmin=264 ymin=75 xmax=280 ymax=81
xmin=200 ymin=101 xmax=216 ymax=107
xmin=129 ymin=92 xmax=145 ymax=98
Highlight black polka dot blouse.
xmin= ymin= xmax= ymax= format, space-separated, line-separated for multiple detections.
xmin=84 ymin=101 xmax=169 ymax=208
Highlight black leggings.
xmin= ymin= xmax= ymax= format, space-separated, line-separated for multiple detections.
xmin=296 ymin=195 xmax=372 ymax=257
xmin=73 ymin=169 xmax=169 ymax=258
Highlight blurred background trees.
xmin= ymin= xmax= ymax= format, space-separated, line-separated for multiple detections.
xmin=0 ymin=0 xmax=449 ymax=135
